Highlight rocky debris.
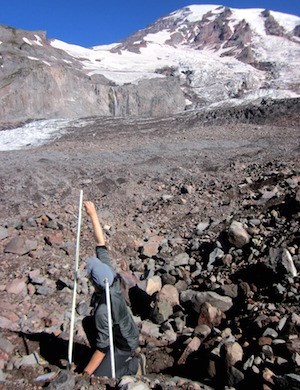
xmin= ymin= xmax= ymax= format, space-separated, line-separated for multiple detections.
xmin=0 ymin=110 xmax=299 ymax=389
xmin=0 ymin=160 xmax=299 ymax=389
xmin=193 ymin=97 xmax=300 ymax=126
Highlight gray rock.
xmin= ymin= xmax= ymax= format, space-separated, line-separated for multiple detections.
xmin=0 ymin=227 xmax=8 ymax=240
xmin=243 ymin=354 xmax=255 ymax=370
xmin=161 ymin=273 xmax=176 ymax=285
xmin=0 ymin=368 xmax=7 ymax=382
xmin=30 ymin=275 xmax=46 ymax=285
xmin=36 ymin=285 xmax=54 ymax=296
xmin=207 ymin=247 xmax=224 ymax=271
xmin=34 ymin=372 xmax=57 ymax=383
xmin=0 ymin=336 xmax=14 ymax=354
xmin=152 ymin=300 xmax=173 ymax=324
xmin=4 ymin=236 xmax=37 ymax=255
xmin=194 ymin=324 xmax=211 ymax=339
xmin=14 ymin=352 xmax=44 ymax=368
xmin=45 ymin=369 xmax=76 ymax=389
xmin=280 ymin=248 xmax=298 ymax=277
xmin=173 ymin=252 xmax=190 ymax=266
xmin=196 ymin=221 xmax=210 ymax=235
xmin=140 ymin=321 xmax=161 ymax=338
xmin=174 ymin=317 xmax=185 ymax=332
xmin=273 ymin=373 xmax=300 ymax=389
xmin=119 ymin=376 xmax=151 ymax=389
xmin=263 ymin=328 xmax=278 ymax=338
xmin=180 ymin=290 xmax=233 ymax=312
xmin=228 ymin=366 xmax=244 ymax=386
xmin=219 ymin=284 xmax=238 ymax=298
xmin=162 ymin=194 xmax=174 ymax=202
xmin=76 ymin=302 xmax=90 ymax=316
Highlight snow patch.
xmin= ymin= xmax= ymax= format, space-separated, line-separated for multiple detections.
xmin=185 ymin=4 xmax=222 ymax=22
xmin=23 ymin=35 xmax=44 ymax=47
xmin=23 ymin=37 xmax=32 ymax=46
xmin=271 ymin=10 xmax=300 ymax=32
xmin=34 ymin=35 xmax=44 ymax=46
xmin=144 ymin=31 xmax=172 ymax=44
xmin=92 ymin=43 xmax=119 ymax=51
xmin=51 ymin=39 xmax=93 ymax=58
xmin=0 ymin=119 xmax=90 ymax=151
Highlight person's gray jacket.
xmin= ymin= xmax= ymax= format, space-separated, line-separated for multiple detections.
xmin=92 ymin=246 xmax=139 ymax=353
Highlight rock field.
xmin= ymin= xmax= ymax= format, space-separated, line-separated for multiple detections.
xmin=0 ymin=102 xmax=299 ymax=389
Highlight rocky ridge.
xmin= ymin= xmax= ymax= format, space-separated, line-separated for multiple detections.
xmin=0 ymin=105 xmax=299 ymax=389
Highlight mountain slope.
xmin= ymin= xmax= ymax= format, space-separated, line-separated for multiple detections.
xmin=0 ymin=4 xmax=299 ymax=124
xmin=89 ymin=4 xmax=300 ymax=107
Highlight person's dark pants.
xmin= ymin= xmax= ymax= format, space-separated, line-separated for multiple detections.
xmin=94 ymin=346 xmax=138 ymax=377
xmin=82 ymin=315 xmax=138 ymax=378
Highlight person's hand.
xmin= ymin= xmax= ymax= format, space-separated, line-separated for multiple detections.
xmin=84 ymin=201 xmax=97 ymax=217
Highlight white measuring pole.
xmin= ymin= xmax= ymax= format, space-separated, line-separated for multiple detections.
xmin=68 ymin=189 xmax=83 ymax=367
xmin=104 ymin=277 xmax=116 ymax=379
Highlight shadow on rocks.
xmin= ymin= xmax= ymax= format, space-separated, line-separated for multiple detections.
xmin=129 ymin=285 xmax=154 ymax=320
xmin=20 ymin=332 xmax=92 ymax=373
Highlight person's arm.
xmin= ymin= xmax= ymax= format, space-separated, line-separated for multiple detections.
xmin=84 ymin=201 xmax=106 ymax=246
xmin=83 ymin=349 xmax=105 ymax=375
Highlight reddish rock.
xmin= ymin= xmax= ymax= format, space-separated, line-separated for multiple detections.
xmin=157 ymin=284 xmax=180 ymax=307
xmin=178 ymin=337 xmax=201 ymax=364
xmin=225 ymin=342 xmax=244 ymax=367
xmin=0 ymin=315 xmax=18 ymax=331
xmin=45 ymin=232 xmax=64 ymax=246
xmin=228 ymin=221 xmax=250 ymax=248
xmin=6 ymin=278 xmax=27 ymax=295
xmin=1 ymin=310 xmax=19 ymax=322
xmin=141 ymin=235 xmax=162 ymax=257
xmin=198 ymin=302 xmax=224 ymax=328
xmin=258 ymin=337 xmax=273 ymax=346
xmin=27 ymin=283 xmax=36 ymax=296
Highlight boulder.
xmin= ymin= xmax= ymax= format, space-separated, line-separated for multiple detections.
xmin=146 ymin=275 xmax=162 ymax=296
xmin=4 ymin=236 xmax=37 ymax=255
xmin=198 ymin=302 xmax=224 ymax=328
xmin=181 ymin=290 xmax=233 ymax=312
xmin=228 ymin=221 xmax=250 ymax=248
xmin=6 ymin=278 xmax=27 ymax=295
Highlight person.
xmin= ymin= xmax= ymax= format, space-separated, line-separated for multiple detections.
xmin=82 ymin=201 xmax=145 ymax=378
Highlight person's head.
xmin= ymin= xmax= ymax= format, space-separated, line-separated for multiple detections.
xmin=86 ymin=256 xmax=115 ymax=291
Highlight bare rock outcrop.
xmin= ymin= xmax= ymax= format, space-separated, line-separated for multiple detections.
xmin=0 ymin=25 xmax=185 ymax=123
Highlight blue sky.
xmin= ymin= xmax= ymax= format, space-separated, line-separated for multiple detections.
xmin=1 ymin=1 xmax=299 ymax=47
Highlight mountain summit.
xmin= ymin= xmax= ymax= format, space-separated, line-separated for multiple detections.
xmin=0 ymin=5 xmax=299 ymax=124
